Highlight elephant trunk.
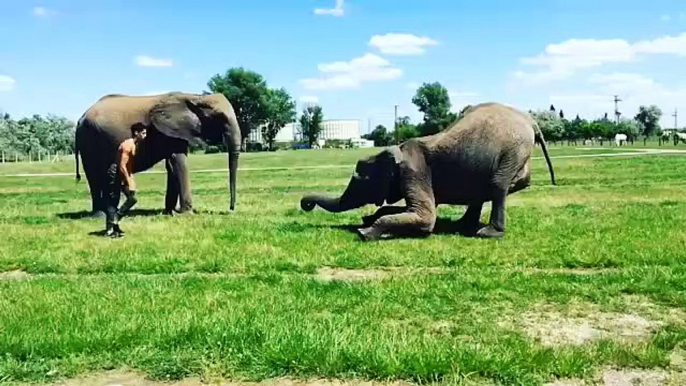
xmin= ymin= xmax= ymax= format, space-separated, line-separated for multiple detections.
xmin=228 ymin=151 xmax=238 ymax=210
xmin=301 ymin=176 xmax=364 ymax=213
xmin=224 ymin=109 xmax=242 ymax=211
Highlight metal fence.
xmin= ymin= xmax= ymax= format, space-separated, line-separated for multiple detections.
xmin=0 ymin=151 xmax=74 ymax=163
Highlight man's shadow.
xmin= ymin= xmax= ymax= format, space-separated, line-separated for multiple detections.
xmin=57 ymin=208 xmax=165 ymax=220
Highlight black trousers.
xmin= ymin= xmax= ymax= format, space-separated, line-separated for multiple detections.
xmin=105 ymin=163 xmax=138 ymax=227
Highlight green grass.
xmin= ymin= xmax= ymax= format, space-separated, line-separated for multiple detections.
xmin=1 ymin=145 xmax=686 ymax=385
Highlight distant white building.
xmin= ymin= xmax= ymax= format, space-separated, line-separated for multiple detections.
xmin=320 ymin=119 xmax=361 ymax=141
xmin=248 ymin=122 xmax=297 ymax=144
xmin=248 ymin=119 xmax=362 ymax=145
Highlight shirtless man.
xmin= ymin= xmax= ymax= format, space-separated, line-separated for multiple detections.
xmin=104 ymin=125 xmax=147 ymax=238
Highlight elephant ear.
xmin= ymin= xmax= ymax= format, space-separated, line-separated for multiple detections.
xmin=149 ymin=95 xmax=203 ymax=142
xmin=374 ymin=145 xmax=403 ymax=206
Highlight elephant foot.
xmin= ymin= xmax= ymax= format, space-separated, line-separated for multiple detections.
xmin=475 ymin=225 xmax=504 ymax=239
xmin=454 ymin=218 xmax=485 ymax=237
xmin=357 ymin=226 xmax=382 ymax=242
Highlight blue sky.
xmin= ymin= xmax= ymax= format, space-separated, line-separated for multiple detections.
xmin=1 ymin=0 xmax=685 ymax=133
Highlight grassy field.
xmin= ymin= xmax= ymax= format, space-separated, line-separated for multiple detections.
xmin=1 ymin=144 xmax=686 ymax=385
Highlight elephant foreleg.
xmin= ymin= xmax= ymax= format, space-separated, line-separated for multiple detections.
xmin=358 ymin=207 xmax=436 ymax=241
xmin=164 ymin=158 xmax=180 ymax=215
xmin=165 ymin=153 xmax=193 ymax=214
xmin=362 ymin=205 xmax=407 ymax=226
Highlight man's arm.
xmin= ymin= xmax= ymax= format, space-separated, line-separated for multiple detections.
xmin=118 ymin=141 xmax=136 ymax=192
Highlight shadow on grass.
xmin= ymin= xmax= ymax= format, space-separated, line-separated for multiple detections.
xmin=56 ymin=208 xmax=166 ymax=220
xmin=309 ymin=217 xmax=489 ymax=241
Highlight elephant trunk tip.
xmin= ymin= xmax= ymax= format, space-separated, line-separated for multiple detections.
xmin=301 ymin=197 xmax=316 ymax=212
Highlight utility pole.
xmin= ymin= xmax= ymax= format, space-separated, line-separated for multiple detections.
xmin=613 ymin=95 xmax=622 ymax=124
xmin=394 ymin=104 xmax=399 ymax=145
xmin=673 ymin=108 xmax=678 ymax=129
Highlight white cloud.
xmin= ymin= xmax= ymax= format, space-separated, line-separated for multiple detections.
xmin=135 ymin=55 xmax=173 ymax=67
xmin=449 ymin=91 xmax=481 ymax=112
xmin=314 ymin=0 xmax=344 ymax=17
xmin=368 ymin=33 xmax=439 ymax=55
xmin=406 ymin=82 xmax=420 ymax=90
xmin=513 ymin=32 xmax=686 ymax=84
xmin=661 ymin=14 xmax=671 ymax=21
xmin=299 ymin=95 xmax=319 ymax=103
xmin=0 ymin=75 xmax=16 ymax=92
xmin=299 ymin=53 xmax=402 ymax=90
xmin=32 ymin=6 xmax=55 ymax=18
xmin=633 ymin=33 xmax=686 ymax=56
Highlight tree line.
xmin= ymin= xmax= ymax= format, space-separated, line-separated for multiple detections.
xmin=363 ymin=82 xmax=669 ymax=147
xmin=0 ymin=66 xmax=677 ymax=159
xmin=0 ymin=113 xmax=75 ymax=160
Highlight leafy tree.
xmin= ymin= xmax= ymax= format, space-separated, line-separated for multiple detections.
xmin=634 ymin=105 xmax=663 ymax=144
xmin=299 ymin=105 xmax=324 ymax=147
xmin=616 ymin=118 xmax=642 ymax=144
xmin=531 ymin=109 xmax=564 ymax=144
xmin=564 ymin=115 xmax=585 ymax=145
xmin=362 ymin=124 xmax=393 ymax=147
xmin=411 ymin=82 xmax=457 ymax=136
xmin=0 ymin=113 xmax=75 ymax=159
xmin=395 ymin=116 xmax=420 ymax=143
xmin=262 ymin=87 xmax=296 ymax=151
xmin=207 ymin=67 xmax=271 ymax=151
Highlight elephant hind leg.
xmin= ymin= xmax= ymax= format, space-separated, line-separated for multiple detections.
xmin=476 ymin=188 xmax=507 ymax=239
xmin=82 ymin=154 xmax=106 ymax=218
xmin=455 ymin=202 xmax=485 ymax=236
xmin=508 ymin=161 xmax=531 ymax=195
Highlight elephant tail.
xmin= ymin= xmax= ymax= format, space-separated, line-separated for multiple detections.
xmin=74 ymin=146 xmax=81 ymax=183
xmin=533 ymin=123 xmax=557 ymax=186
xmin=74 ymin=123 xmax=82 ymax=183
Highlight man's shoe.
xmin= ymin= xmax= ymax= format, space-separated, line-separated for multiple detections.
xmin=113 ymin=224 xmax=125 ymax=237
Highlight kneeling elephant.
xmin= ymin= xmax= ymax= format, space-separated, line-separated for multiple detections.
xmin=300 ymin=102 xmax=557 ymax=241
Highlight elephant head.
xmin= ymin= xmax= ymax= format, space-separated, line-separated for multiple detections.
xmin=301 ymin=145 xmax=404 ymax=213
xmin=149 ymin=92 xmax=242 ymax=210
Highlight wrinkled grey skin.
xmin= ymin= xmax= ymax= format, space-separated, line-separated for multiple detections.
xmin=74 ymin=92 xmax=242 ymax=217
xmin=300 ymin=102 xmax=556 ymax=241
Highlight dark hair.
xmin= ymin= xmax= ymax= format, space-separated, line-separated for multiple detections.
xmin=131 ymin=124 xmax=146 ymax=134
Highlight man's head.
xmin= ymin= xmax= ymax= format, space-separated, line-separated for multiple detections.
xmin=132 ymin=126 xmax=147 ymax=142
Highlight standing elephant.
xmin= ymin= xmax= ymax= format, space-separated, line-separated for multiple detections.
xmin=300 ymin=102 xmax=556 ymax=241
xmin=74 ymin=92 xmax=241 ymax=219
